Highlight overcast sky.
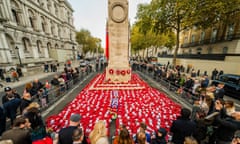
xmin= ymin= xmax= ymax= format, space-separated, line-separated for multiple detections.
xmin=67 ymin=0 xmax=150 ymax=47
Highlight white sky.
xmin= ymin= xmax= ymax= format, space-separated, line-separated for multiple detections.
xmin=67 ymin=0 xmax=150 ymax=48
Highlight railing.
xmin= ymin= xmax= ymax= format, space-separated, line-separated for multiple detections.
xmin=29 ymin=70 xmax=93 ymax=111
xmin=181 ymin=33 xmax=240 ymax=48
xmin=132 ymin=65 xmax=199 ymax=107
xmin=158 ymin=54 xmax=240 ymax=61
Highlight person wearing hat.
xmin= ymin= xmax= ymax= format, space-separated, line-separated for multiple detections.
xmin=3 ymin=92 xmax=21 ymax=125
xmin=58 ymin=113 xmax=87 ymax=144
xmin=2 ymin=87 xmax=20 ymax=104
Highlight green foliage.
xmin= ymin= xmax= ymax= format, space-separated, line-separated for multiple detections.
xmin=75 ymin=29 xmax=102 ymax=55
xmin=134 ymin=0 xmax=240 ymax=65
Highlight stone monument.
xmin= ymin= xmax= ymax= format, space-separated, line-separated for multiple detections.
xmin=106 ymin=0 xmax=131 ymax=83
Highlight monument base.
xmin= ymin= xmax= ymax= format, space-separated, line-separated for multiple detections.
xmin=106 ymin=66 xmax=131 ymax=83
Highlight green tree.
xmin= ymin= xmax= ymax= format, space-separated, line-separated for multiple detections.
xmin=132 ymin=3 xmax=176 ymax=58
xmin=75 ymin=29 xmax=102 ymax=57
xmin=147 ymin=0 xmax=196 ymax=66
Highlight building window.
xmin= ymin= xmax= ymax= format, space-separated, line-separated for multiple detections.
xmin=11 ymin=9 xmax=19 ymax=24
xmin=55 ymin=44 xmax=58 ymax=49
xmin=208 ymin=47 xmax=213 ymax=54
xmin=223 ymin=47 xmax=228 ymax=54
xmin=211 ymin=28 xmax=218 ymax=43
xmin=191 ymin=35 xmax=195 ymax=43
xmin=11 ymin=0 xmax=21 ymax=25
xmin=70 ymin=32 xmax=72 ymax=40
xmin=51 ymin=24 xmax=54 ymax=35
xmin=41 ymin=16 xmax=46 ymax=33
xmin=28 ymin=9 xmax=35 ymax=29
xmin=22 ymin=38 xmax=29 ymax=52
xmin=37 ymin=40 xmax=41 ymax=53
xmin=227 ymin=23 xmax=234 ymax=40
xmin=200 ymin=31 xmax=205 ymax=44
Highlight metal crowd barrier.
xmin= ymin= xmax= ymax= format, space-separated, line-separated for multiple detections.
xmin=30 ymin=71 xmax=93 ymax=111
xmin=134 ymin=68 xmax=199 ymax=105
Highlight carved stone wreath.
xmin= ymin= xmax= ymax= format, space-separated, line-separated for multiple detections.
xmin=110 ymin=2 xmax=127 ymax=23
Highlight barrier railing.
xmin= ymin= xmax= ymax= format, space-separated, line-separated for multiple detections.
xmin=29 ymin=71 xmax=93 ymax=111
xmin=134 ymin=68 xmax=199 ymax=105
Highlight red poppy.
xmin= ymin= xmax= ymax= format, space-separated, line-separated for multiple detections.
xmin=109 ymin=69 xmax=114 ymax=74
xmin=121 ymin=70 xmax=126 ymax=75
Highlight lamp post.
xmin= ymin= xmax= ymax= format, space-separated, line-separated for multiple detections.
xmin=15 ymin=46 xmax=22 ymax=67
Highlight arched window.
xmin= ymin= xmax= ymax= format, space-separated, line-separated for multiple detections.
xmin=47 ymin=42 xmax=51 ymax=50
xmin=28 ymin=9 xmax=35 ymax=29
xmin=41 ymin=16 xmax=46 ymax=33
xmin=11 ymin=0 xmax=21 ymax=25
xmin=37 ymin=40 xmax=42 ymax=53
xmin=22 ymin=38 xmax=29 ymax=52
xmin=55 ymin=44 xmax=58 ymax=49
xmin=11 ymin=9 xmax=19 ymax=24
xmin=50 ymin=21 xmax=55 ymax=35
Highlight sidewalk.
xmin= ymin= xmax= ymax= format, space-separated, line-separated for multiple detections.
xmin=0 ymin=60 xmax=80 ymax=92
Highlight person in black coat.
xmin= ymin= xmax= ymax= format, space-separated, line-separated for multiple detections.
xmin=170 ymin=108 xmax=197 ymax=144
xmin=0 ymin=106 xmax=6 ymax=136
xmin=58 ymin=114 xmax=88 ymax=144
xmin=2 ymin=87 xmax=20 ymax=104
xmin=3 ymin=94 xmax=21 ymax=125
xmin=151 ymin=127 xmax=167 ymax=144
xmin=19 ymin=93 xmax=32 ymax=114
xmin=214 ymin=83 xmax=225 ymax=100
xmin=213 ymin=104 xmax=240 ymax=144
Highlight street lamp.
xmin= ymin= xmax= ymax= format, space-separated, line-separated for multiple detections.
xmin=15 ymin=46 xmax=22 ymax=67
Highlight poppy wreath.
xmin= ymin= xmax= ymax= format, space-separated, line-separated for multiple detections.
xmin=109 ymin=69 xmax=114 ymax=75
xmin=126 ymin=69 xmax=131 ymax=74
xmin=116 ymin=70 xmax=121 ymax=75
xmin=121 ymin=70 xmax=126 ymax=76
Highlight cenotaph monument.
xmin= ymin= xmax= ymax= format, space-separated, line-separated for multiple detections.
xmin=105 ymin=0 xmax=131 ymax=83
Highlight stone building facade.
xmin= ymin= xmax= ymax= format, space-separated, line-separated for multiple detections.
xmin=156 ymin=12 xmax=240 ymax=75
xmin=0 ymin=0 xmax=77 ymax=70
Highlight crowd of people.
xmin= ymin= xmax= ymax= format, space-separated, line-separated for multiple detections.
xmin=0 ymin=59 xmax=240 ymax=144
xmin=0 ymin=63 xmax=88 ymax=143
xmin=131 ymin=60 xmax=240 ymax=144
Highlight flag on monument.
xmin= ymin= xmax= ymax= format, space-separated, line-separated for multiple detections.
xmin=106 ymin=26 xmax=109 ymax=60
